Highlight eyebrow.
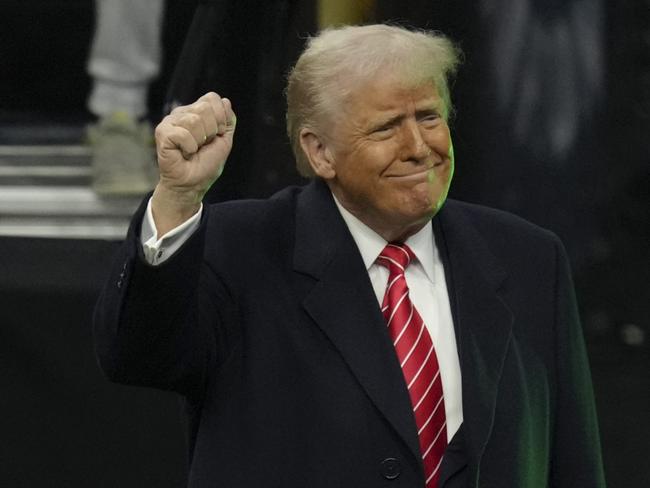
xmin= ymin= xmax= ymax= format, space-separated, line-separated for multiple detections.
xmin=369 ymin=107 xmax=441 ymax=132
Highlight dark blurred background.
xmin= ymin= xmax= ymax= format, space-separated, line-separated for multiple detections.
xmin=1 ymin=0 xmax=648 ymax=486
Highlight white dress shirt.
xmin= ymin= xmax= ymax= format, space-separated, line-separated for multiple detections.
xmin=141 ymin=198 xmax=203 ymax=265
xmin=141 ymin=194 xmax=463 ymax=441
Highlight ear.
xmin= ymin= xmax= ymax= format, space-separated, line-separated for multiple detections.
xmin=299 ymin=128 xmax=336 ymax=179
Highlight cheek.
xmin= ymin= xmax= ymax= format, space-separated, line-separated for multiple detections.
xmin=430 ymin=164 xmax=453 ymax=208
xmin=433 ymin=159 xmax=453 ymax=185
xmin=427 ymin=125 xmax=452 ymax=157
xmin=416 ymin=166 xmax=453 ymax=207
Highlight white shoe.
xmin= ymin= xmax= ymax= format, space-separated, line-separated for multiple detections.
xmin=88 ymin=111 xmax=158 ymax=196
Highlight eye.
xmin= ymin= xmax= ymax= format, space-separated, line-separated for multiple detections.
xmin=419 ymin=113 xmax=441 ymax=128
xmin=371 ymin=124 xmax=395 ymax=138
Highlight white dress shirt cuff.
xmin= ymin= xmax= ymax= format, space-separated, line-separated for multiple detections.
xmin=140 ymin=197 xmax=203 ymax=265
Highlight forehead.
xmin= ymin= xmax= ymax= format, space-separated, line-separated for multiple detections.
xmin=344 ymin=76 xmax=441 ymax=120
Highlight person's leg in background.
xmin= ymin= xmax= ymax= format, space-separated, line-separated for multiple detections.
xmin=87 ymin=0 xmax=164 ymax=195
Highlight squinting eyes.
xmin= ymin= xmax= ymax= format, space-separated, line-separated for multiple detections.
xmin=420 ymin=114 xmax=440 ymax=122
xmin=371 ymin=114 xmax=441 ymax=137
xmin=419 ymin=116 xmax=441 ymax=128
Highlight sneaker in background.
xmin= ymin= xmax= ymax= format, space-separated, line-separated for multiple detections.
xmin=87 ymin=111 xmax=158 ymax=196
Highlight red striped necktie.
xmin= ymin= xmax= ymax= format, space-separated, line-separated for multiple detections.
xmin=378 ymin=243 xmax=447 ymax=487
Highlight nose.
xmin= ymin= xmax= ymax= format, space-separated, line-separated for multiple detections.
xmin=399 ymin=120 xmax=430 ymax=163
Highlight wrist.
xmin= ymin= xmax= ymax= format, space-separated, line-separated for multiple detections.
xmin=151 ymin=184 xmax=203 ymax=236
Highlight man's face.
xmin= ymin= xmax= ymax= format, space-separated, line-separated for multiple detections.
xmin=322 ymin=76 xmax=454 ymax=242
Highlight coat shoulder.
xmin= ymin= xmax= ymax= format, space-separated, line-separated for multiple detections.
xmin=443 ymin=199 xmax=561 ymax=248
xmin=439 ymin=199 xmax=567 ymax=279
xmin=206 ymin=185 xmax=303 ymax=236
xmin=200 ymin=185 xmax=307 ymax=273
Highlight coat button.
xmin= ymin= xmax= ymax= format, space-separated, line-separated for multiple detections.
xmin=381 ymin=458 xmax=401 ymax=480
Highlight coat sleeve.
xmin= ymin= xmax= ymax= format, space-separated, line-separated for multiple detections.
xmin=93 ymin=202 xmax=232 ymax=401
xmin=550 ymin=238 xmax=607 ymax=487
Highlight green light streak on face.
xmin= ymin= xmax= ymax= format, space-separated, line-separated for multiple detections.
xmin=448 ymin=138 xmax=455 ymax=173
xmin=429 ymin=136 xmax=454 ymax=215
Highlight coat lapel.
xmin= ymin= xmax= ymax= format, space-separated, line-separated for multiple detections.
xmin=434 ymin=201 xmax=514 ymax=486
xmin=293 ymin=180 xmax=423 ymax=465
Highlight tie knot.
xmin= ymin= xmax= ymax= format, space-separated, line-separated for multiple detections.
xmin=377 ymin=243 xmax=414 ymax=274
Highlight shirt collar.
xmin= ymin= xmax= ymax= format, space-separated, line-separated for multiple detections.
xmin=332 ymin=193 xmax=437 ymax=284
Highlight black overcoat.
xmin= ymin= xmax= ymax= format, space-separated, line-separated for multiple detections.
xmin=94 ymin=179 xmax=605 ymax=487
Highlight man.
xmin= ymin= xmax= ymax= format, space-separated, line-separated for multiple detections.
xmin=94 ymin=25 xmax=606 ymax=487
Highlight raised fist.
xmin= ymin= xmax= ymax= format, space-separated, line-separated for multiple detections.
xmin=150 ymin=92 xmax=236 ymax=235
xmin=154 ymin=92 xmax=236 ymax=199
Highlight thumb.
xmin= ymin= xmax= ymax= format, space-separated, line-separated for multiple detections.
xmin=222 ymin=98 xmax=237 ymax=135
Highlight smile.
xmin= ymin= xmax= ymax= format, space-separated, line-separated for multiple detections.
xmin=385 ymin=160 xmax=448 ymax=179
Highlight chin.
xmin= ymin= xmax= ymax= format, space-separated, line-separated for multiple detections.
xmin=410 ymin=187 xmax=445 ymax=214
xmin=396 ymin=204 xmax=437 ymax=230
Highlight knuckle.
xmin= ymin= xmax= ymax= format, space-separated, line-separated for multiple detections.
xmin=196 ymin=101 xmax=212 ymax=115
xmin=181 ymin=112 xmax=201 ymax=127
xmin=154 ymin=122 xmax=168 ymax=139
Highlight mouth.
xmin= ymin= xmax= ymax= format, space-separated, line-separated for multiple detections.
xmin=385 ymin=159 xmax=448 ymax=179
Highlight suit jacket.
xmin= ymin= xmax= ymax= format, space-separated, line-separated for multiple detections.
xmin=94 ymin=179 xmax=606 ymax=487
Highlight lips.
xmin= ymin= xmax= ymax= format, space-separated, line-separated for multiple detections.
xmin=386 ymin=159 xmax=448 ymax=179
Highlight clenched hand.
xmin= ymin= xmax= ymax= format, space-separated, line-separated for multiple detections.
xmin=151 ymin=92 xmax=236 ymax=235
